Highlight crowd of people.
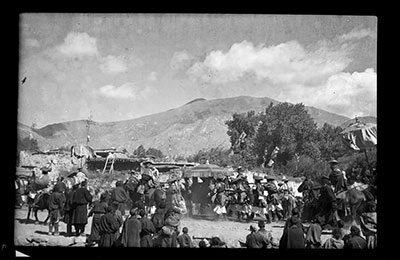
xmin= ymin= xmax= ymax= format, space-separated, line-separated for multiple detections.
xmin=15 ymin=158 xmax=376 ymax=249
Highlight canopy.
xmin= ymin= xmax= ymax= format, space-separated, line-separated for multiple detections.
xmin=183 ymin=163 xmax=234 ymax=178
xmin=16 ymin=167 xmax=33 ymax=178
xmin=340 ymin=122 xmax=377 ymax=151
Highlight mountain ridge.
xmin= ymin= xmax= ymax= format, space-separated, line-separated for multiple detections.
xmin=18 ymin=96 xmax=375 ymax=157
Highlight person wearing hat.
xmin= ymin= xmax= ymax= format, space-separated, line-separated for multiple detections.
xmin=344 ymin=225 xmax=367 ymax=249
xmin=165 ymin=175 xmax=187 ymax=217
xmin=264 ymin=176 xmax=283 ymax=222
xmin=318 ymin=175 xmax=338 ymax=227
xmin=31 ymin=166 xmax=51 ymax=192
xmin=253 ymin=175 xmax=265 ymax=207
xmin=328 ymin=159 xmax=348 ymax=194
xmin=141 ymin=160 xmax=159 ymax=180
xmin=87 ymin=192 xmax=109 ymax=246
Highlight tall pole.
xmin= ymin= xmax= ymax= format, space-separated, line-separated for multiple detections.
xmin=86 ymin=112 xmax=93 ymax=145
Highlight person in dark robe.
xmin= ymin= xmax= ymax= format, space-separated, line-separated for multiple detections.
xmin=63 ymin=184 xmax=78 ymax=236
xmin=305 ymin=217 xmax=322 ymax=248
xmin=152 ymin=200 xmax=167 ymax=233
xmin=88 ymin=193 xmax=108 ymax=246
xmin=54 ymin=176 xmax=67 ymax=194
xmin=71 ymin=181 xmax=93 ymax=236
xmin=344 ymin=225 xmax=367 ymax=249
xmin=48 ymin=185 xmax=65 ymax=236
xmin=318 ymin=175 xmax=338 ymax=227
xmin=98 ymin=206 xmax=121 ymax=247
xmin=279 ymin=208 xmax=306 ymax=249
xmin=120 ymin=208 xmax=142 ymax=247
xmin=177 ymin=227 xmax=193 ymax=248
xmin=111 ymin=181 xmax=129 ymax=216
xmin=155 ymin=209 xmax=180 ymax=248
xmin=138 ymin=209 xmax=156 ymax=247
xmin=245 ymin=225 xmax=260 ymax=248
xmin=256 ymin=220 xmax=275 ymax=248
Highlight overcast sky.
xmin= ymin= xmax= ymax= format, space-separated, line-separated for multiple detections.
xmin=19 ymin=14 xmax=377 ymax=128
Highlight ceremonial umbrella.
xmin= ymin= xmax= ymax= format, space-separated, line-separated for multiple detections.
xmin=183 ymin=163 xmax=234 ymax=178
xmin=340 ymin=120 xmax=377 ymax=165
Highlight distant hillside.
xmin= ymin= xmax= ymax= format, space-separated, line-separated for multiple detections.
xmin=17 ymin=96 xmax=362 ymax=157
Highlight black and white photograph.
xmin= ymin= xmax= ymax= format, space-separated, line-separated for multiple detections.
xmin=13 ymin=13 xmax=377 ymax=256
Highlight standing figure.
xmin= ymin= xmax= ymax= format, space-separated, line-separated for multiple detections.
xmin=120 ymin=208 xmax=142 ymax=247
xmin=63 ymin=183 xmax=78 ymax=236
xmin=138 ymin=209 xmax=155 ymax=247
xmin=279 ymin=208 xmax=306 ymax=249
xmin=71 ymin=181 xmax=93 ymax=236
xmin=48 ymin=184 xmax=65 ymax=236
xmin=98 ymin=206 xmax=122 ymax=247
xmin=318 ymin=175 xmax=338 ymax=227
xmin=111 ymin=180 xmax=129 ymax=217
xmin=88 ymin=193 xmax=109 ymax=246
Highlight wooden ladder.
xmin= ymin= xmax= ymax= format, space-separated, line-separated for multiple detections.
xmin=102 ymin=156 xmax=115 ymax=174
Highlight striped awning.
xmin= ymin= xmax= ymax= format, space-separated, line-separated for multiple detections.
xmin=341 ymin=122 xmax=377 ymax=151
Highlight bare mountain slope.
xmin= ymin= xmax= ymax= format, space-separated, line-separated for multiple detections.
xmin=18 ymin=96 xmax=362 ymax=157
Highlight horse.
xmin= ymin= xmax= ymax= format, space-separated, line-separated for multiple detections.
xmin=297 ymin=177 xmax=367 ymax=225
xmin=23 ymin=171 xmax=51 ymax=224
xmin=26 ymin=192 xmax=51 ymax=224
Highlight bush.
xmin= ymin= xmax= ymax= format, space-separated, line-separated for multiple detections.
xmin=277 ymin=154 xmax=330 ymax=179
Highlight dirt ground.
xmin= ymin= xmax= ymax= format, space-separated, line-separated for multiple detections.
xmin=14 ymin=206 xmax=335 ymax=248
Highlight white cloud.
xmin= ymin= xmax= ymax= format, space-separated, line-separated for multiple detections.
xmin=338 ymin=28 xmax=376 ymax=42
xmin=99 ymin=84 xmax=135 ymax=99
xmin=98 ymin=82 xmax=156 ymax=99
xmin=99 ymin=55 xmax=128 ymax=74
xmin=187 ymin=40 xmax=351 ymax=85
xmin=26 ymin=38 xmax=40 ymax=48
xmin=147 ymin=71 xmax=157 ymax=81
xmin=57 ymin=32 xmax=99 ymax=57
xmin=285 ymin=68 xmax=377 ymax=118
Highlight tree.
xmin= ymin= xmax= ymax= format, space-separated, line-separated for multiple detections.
xmin=225 ymin=110 xmax=262 ymax=167
xmin=254 ymin=102 xmax=320 ymax=166
xmin=317 ymin=123 xmax=347 ymax=160
xmin=133 ymin=145 xmax=146 ymax=158
xmin=146 ymin=147 xmax=164 ymax=159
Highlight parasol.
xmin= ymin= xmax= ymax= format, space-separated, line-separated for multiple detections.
xmin=340 ymin=120 xmax=377 ymax=166
xmin=340 ymin=121 xmax=377 ymax=151
xmin=183 ymin=163 xmax=234 ymax=178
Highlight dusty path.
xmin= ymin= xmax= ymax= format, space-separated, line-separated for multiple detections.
xmin=14 ymin=206 xmax=334 ymax=248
